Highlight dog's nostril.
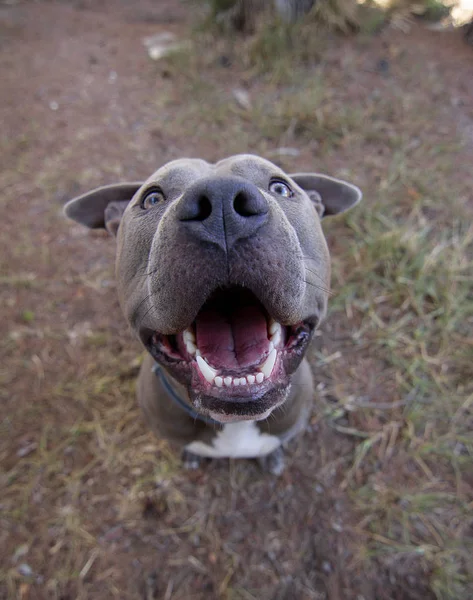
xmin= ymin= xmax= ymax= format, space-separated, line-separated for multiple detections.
xmin=233 ymin=192 xmax=256 ymax=217
xmin=194 ymin=195 xmax=212 ymax=221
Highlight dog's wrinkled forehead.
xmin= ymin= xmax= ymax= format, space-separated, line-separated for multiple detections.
xmin=144 ymin=154 xmax=285 ymax=193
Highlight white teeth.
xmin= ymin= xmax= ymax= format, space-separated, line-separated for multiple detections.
xmin=196 ymin=355 xmax=218 ymax=383
xmin=271 ymin=328 xmax=282 ymax=347
xmin=185 ymin=340 xmax=197 ymax=355
xmin=194 ymin=342 xmax=279 ymax=386
xmin=183 ymin=329 xmax=196 ymax=344
xmin=183 ymin=328 xmax=197 ymax=355
xmin=269 ymin=321 xmax=282 ymax=347
xmin=259 ymin=347 xmax=277 ymax=379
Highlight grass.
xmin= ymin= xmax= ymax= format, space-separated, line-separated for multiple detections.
xmin=323 ymin=184 xmax=473 ymax=597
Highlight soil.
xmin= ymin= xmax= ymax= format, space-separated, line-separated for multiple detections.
xmin=1 ymin=1 xmax=472 ymax=599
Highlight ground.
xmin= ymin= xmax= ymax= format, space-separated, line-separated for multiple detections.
xmin=1 ymin=1 xmax=472 ymax=599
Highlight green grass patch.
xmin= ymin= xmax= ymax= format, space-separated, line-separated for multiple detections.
xmin=327 ymin=194 xmax=473 ymax=597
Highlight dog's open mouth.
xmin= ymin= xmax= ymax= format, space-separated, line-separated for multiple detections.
xmin=146 ymin=287 xmax=313 ymax=410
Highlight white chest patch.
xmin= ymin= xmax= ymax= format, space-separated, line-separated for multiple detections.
xmin=185 ymin=421 xmax=281 ymax=459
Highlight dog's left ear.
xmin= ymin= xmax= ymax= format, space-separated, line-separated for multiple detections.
xmin=64 ymin=182 xmax=143 ymax=236
xmin=290 ymin=173 xmax=362 ymax=218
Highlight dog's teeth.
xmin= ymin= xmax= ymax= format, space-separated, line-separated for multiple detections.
xmin=259 ymin=348 xmax=277 ymax=378
xmin=183 ymin=328 xmax=196 ymax=344
xmin=269 ymin=321 xmax=282 ymax=346
xmin=185 ymin=340 xmax=197 ymax=355
xmin=211 ymin=371 xmax=268 ymax=388
xmin=183 ymin=328 xmax=197 ymax=355
xmin=195 ymin=349 xmax=201 ymax=358
xmin=271 ymin=329 xmax=282 ymax=347
xmin=196 ymin=355 xmax=217 ymax=383
xmin=268 ymin=341 xmax=275 ymax=353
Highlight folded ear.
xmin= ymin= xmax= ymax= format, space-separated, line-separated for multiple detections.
xmin=290 ymin=173 xmax=362 ymax=218
xmin=63 ymin=182 xmax=143 ymax=236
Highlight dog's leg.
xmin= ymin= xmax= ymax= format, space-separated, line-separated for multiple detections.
xmin=257 ymin=446 xmax=285 ymax=476
xmin=181 ymin=448 xmax=205 ymax=470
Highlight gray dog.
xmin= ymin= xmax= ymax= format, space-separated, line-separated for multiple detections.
xmin=65 ymin=154 xmax=361 ymax=473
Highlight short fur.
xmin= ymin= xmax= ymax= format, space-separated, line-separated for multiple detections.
xmin=64 ymin=154 xmax=361 ymax=472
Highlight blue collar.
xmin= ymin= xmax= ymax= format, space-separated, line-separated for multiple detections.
xmin=152 ymin=363 xmax=221 ymax=426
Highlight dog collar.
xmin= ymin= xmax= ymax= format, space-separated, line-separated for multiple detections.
xmin=152 ymin=363 xmax=221 ymax=426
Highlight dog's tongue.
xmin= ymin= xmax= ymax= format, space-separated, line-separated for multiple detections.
xmin=195 ymin=303 xmax=269 ymax=370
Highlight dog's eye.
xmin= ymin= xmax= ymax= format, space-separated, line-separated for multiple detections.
xmin=141 ymin=189 xmax=165 ymax=210
xmin=269 ymin=180 xmax=293 ymax=198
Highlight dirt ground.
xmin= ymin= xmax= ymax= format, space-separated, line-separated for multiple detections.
xmin=1 ymin=1 xmax=472 ymax=599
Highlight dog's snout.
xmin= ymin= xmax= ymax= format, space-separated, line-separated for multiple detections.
xmin=177 ymin=176 xmax=268 ymax=251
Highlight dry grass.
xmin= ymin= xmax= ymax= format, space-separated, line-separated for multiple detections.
xmin=326 ymin=205 xmax=473 ymax=598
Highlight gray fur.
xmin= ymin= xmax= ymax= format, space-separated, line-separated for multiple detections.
xmin=64 ymin=154 xmax=361 ymax=471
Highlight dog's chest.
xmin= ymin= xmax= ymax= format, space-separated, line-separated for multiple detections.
xmin=185 ymin=421 xmax=280 ymax=458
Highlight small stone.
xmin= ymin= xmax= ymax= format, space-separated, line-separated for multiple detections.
xmin=142 ymin=32 xmax=187 ymax=61
xmin=232 ymin=88 xmax=251 ymax=111
xmin=18 ymin=564 xmax=33 ymax=577
xmin=17 ymin=442 xmax=37 ymax=458
xmin=49 ymin=101 xmax=59 ymax=111
xmin=322 ymin=561 xmax=332 ymax=573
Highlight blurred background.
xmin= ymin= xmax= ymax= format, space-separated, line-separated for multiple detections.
xmin=1 ymin=1 xmax=472 ymax=598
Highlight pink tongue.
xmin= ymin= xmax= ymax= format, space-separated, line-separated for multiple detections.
xmin=195 ymin=305 xmax=269 ymax=370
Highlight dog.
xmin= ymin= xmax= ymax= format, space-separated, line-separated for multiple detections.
xmin=65 ymin=154 xmax=361 ymax=474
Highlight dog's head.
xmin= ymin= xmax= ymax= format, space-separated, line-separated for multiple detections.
xmin=65 ymin=154 xmax=361 ymax=422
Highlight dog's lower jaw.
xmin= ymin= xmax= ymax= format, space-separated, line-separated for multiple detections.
xmin=208 ymin=407 xmax=275 ymax=424
xmin=190 ymin=382 xmax=292 ymax=423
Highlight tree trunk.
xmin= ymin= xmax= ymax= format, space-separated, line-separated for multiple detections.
xmin=214 ymin=0 xmax=316 ymax=32
xmin=274 ymin=0 xmax=316 ymax=22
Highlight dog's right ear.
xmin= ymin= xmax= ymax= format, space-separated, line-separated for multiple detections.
xmin=64 ymin=183 xmax=143 ymax=236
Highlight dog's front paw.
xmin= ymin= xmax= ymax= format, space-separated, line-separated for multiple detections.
xmin=257 ymin=446 xmax=285 ymax=476
xmin=181 ymin=449 xmax=204 ymax=470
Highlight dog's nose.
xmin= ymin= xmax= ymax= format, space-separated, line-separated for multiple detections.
xmin=176 ymin=176 xmax=269 ymax=251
